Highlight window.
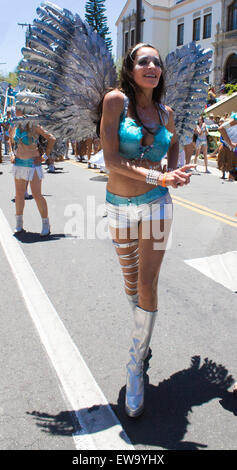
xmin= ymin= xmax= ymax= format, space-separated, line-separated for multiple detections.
xmin=177 ymin=23 xmax=184 ymax=46
xmin=228 ymin=1 xmax=237 ymax=31
xmin=131 ymin=29 xmax=135 ymax=47
xmin=124 ymin=31 xmax=129 ymax=54
xmin=193 ymin=17 xmax=201 ymax=41
xmin=203 ymin=13 xmax=212 ymax=39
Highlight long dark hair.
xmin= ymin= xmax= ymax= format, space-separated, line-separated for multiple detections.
xmin=97 ymin=43 xmax=166 ymax=137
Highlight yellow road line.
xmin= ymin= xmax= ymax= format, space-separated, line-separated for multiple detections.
xmin=172 ymin=195 xmax=237 ymax=223
xmin=173 ymin=197 xmax=237 ymax=228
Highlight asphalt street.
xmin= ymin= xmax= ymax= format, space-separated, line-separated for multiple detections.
xmin=0 ymin=155 xmax=236 ymax=452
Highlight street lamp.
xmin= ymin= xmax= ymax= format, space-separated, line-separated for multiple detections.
xmin=136 ymin=0 xmax=142 ymax=44
xmin=136 ymin=1 xmax=145 ymax=44
xmin=18 ymin=23 xmax=33 ymax=47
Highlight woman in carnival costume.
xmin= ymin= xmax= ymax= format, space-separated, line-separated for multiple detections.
xmin=218 ymin=112 xmax=237 ymax=181
xmin=15 ymin=2 xmax=213 ymax=415
xmin=194 ymin=116 xmax=210 ymax=173
xmin=99 ymin=43 xmax=196 ymax=417
xmin=9 ymin=103 xmax=56 ymax=235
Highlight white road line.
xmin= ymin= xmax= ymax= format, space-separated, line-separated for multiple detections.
xmin=185 ymin=251 xmax=237 ymax=293
xmin=0 ymin=209 xmax=134 ymax=451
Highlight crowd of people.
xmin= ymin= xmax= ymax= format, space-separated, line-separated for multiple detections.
xmin=66 ymin=137 xmax=102 ymax=168
xmin=0 ymin=54 xmax=236 ymax=418
xmin=1 ymin=105 xmax=237 ymax=201
xmin=182 ymin=111 xmax=237 ymax=181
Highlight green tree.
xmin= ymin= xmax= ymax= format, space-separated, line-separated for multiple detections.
xmin=85 ymin=0 xmax=112 ymax=52
xmin=225 ymin=83 xmax=237 ymax=95
xmin=0 ymin=71 xmax=18 ymax=87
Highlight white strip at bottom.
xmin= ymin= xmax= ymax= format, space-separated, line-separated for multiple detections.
xmin=185 ymin=251 xmax=237 ymax=293
xmin=0 ymin=209 xmax=133 ymax=450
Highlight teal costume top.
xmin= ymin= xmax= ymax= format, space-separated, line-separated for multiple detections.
xmin=118 ymin=95 xmax=173 ymax=162
xmin=14 ymin=128 xmax=38 ymax=146
xmin=13 ymin=128 xmax=40 ymax=168
xmin=106 ymin=95 xmax=172 ymax=206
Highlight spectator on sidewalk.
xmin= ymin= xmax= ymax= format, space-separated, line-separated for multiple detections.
xmin=184 ymin=135 xmax=196 ymax=165
xmin=0 ymin=119 xmax=3 ymax=164
xmin=218 ymin=112 xmax=237 ymax=181
xmin=207 ymin=86 xmax=217 ymax=106
xmin=86 ymin=138 xmax=93 ymax=168
xmin=2 ymin=110 xmax=11 ymax=155
xmin=194 ymin=116 xmax=210 ymax=173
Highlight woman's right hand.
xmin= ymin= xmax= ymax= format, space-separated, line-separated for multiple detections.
xmin=10 ymin=153 xmax=15 ymax=164
xmin=161 ymin=164 xmax=196 ymax=188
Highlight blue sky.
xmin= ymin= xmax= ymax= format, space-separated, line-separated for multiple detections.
xmin=0 ymin=0 xmax=126 ymax=74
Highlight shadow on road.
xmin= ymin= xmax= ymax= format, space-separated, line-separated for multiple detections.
xmin=89 ymin=175 xmax=108 ymax=182
xmin=115 ymin=354 xmax=235 ymax=450
xmin=27 ymin=355 xmax=236 ymax=449
xmin=13 ymin=231 xmax=66 ymax=243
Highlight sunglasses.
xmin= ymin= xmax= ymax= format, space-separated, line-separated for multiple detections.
xmin=136 ymin=56 xmax=162 ymax=68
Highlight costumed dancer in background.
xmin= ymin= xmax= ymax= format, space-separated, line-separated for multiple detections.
xmin=100 ymin=43 xmax=196 ymax=418
xmin=0 ymin=118 xmax=3 ymax=169
xmin=218 ymin=112 xmax=237 ymax=182
xmin=9 ymin=104 xmax=56 ymax=235
xmin=194 ymin=116 xmax=210 ymax=173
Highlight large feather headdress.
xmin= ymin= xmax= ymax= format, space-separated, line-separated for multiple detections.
xmin=16 ymin=1 xmax=117 ymax=140
xmin=12 ymin=2 xmax=212 ymax=149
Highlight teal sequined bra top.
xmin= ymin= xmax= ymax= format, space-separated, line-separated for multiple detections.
xmin=118 ymin=95 xmax=173 ymax=162
xmin=14 ymin=128 xmax=38 ymax=146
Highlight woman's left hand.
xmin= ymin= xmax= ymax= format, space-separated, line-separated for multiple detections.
xmin=167 ymin=164 xmax=196 ymax=188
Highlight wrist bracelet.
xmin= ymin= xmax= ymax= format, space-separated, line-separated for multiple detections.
xmin=162 ymin=173 xmax=167 ymax=187
xmin=146 ymin=169 xmax=161 ymax=186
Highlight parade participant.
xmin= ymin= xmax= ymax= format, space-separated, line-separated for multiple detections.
xmin=9 ymin=107 xmax=56 ymax=235
xmin=14 ymin=2 xmax=212 ymax=419
xmin=0 ymin=119 xmax=2 ymax=173
xmin=0 ymin=119 xmax=3 ymax=164
xmin=100 ymin=43 xmax=195 ymax=418
xmin=184 ymin=135 xmax=195 ymax=165
xmin=194 ymin=116 xmax=210 ymax=173
xmin=218 ymin=112 xmax=237 ymax=181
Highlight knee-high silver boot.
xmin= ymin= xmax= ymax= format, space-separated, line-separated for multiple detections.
xmin=125 ymin=306 xmax=157 ymax=418
xmin=126 ymin=292 xmax=138 ymax=313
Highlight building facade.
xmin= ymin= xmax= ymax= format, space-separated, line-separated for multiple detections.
xmin=213 ymin=0 xmax=237 ymax=86
xmin=116 ymin=0 xmax=237 ymax=86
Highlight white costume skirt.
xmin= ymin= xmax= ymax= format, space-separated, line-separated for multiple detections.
xmin=11 ymin=157 xmax=44 ymax=181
